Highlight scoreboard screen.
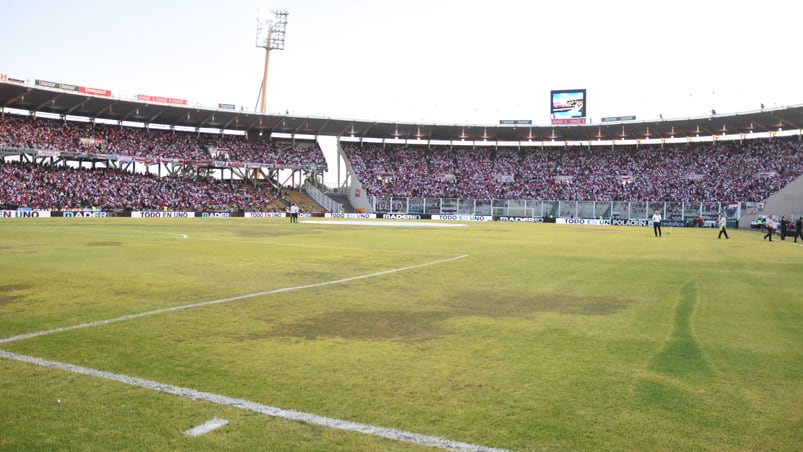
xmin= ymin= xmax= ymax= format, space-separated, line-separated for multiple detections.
xmin=550 ymin=89 xmax=586 ymax=124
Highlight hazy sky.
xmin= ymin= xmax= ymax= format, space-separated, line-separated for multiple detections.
xmin=2 ymin=0 xmax=801 ymax=126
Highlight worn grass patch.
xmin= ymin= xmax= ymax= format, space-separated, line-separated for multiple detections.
xmin=0 ymin=284 xmax=31 ymax=307
xmin=447 ymin=289 xmax=630 ymax=317
xmin=259 ymin=310 xmax=450 ymax=341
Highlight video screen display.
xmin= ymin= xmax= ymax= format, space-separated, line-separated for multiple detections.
xmin=551 ymin=89 xmax=586 ymax=124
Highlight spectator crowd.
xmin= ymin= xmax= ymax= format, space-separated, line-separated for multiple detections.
xmin=1 ymin=113 xmax=802 ymax=211
xmin=0 ymin=114 xmax=327 ymax=170
xmin=0 ymin=161 xmax=280 ymax=212
xmin=344 ymin=137 xmax=803 ymax=202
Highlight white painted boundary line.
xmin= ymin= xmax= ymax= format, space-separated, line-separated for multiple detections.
xmin=0 ymin=254 xmax=468 ymax=345
xmin=0 ymin=350 xmax=508 ymax=451
xmin=183 ymin=417 xmax=229 ymax=437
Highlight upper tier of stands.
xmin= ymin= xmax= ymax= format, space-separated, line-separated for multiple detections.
xmin=0 ymin=114 xmax=327 ymax=170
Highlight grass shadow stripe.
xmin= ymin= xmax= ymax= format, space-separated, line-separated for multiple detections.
xmin=649 ymin=280 xmax=713 ymax=377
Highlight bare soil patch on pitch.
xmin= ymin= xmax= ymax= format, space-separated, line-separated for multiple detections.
xmin=87 ymin=241 xmax=123 ymax=247
xmin=256 ymin=310 xmax=450 ymax=341
xmin=0 ymin=284 xmax=32 ymax=306
xmin=445 ymin=289 xmax=630 ymax=317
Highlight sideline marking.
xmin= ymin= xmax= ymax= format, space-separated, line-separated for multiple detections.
xmin=184 ymin=417 xmax=229 ymax=437
xmin=0 ymin=254 xmax=469 ymax=345
xmin=0 ymin=350 xmax=509 ymax=451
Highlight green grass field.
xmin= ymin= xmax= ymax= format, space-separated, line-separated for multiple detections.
xmin=1 ymin=218 xmax=801 ymax=451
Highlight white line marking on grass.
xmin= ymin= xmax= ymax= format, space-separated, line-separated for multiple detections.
xmin=183 ymin=417 xmax=229 ymax=437
xmin=0 ymin=350 xmax=509 ymax=451
xmin=0 ymin=254 xmax=468 ymax=345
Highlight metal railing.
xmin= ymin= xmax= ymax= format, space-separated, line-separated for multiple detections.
xmin=303 ymin=181 xmax=343 ymax=213
xmin=369 ymin=197 xmax=745 ymax=220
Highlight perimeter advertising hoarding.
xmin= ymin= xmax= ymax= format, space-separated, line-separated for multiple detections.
xmin=551 ymin=89 xmax=586 ymax=124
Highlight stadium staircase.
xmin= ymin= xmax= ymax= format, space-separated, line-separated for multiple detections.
xmin=324 ymin=193 xmax=354 ymax=213
xmin=281 ymin=190 xmax=322 ymax=213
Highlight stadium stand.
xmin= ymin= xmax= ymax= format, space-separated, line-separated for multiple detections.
xmin=1 ymin=112 xmax=802 ymax=212
xmin=0 ymin=161 xmax=280 ymax=211
xmin=342 ymin=137 xmax=803 ymax=203
xmin=0 ymin=114 xmax=327 ymax=170
xmin=0 ymin=113 xmax=328 ymax=211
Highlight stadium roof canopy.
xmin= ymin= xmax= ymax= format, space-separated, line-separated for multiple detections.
xmin=1 ymin=80 xmax=802 ymax=143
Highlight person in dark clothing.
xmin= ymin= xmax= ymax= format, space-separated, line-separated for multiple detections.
xmin=795 ymin=217 xmax=803 ymax=243
xmin=780 ymin=216 xmax=788 ymax=240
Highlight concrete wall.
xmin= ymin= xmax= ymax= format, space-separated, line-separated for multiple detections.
xmin=742 ymin=174 xmax=803 ymax=226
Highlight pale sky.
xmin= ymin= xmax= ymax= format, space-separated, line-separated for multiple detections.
xmin=2 ymin=0 xmax=801 ymax=126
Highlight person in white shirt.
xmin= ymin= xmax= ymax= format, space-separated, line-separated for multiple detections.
xmin=289 ymin=203 xmax=300 ymax=223
xmin=652 ymin=210 xmax=662 ymax=237
xmin=718 ymin=214 xmax=729 ymax=239
xmin=763 ymin=215 xmax=775 ymax=241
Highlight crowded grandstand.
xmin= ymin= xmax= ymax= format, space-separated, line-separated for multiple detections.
xmin=1 ymin=78 xmax=802 ymax=220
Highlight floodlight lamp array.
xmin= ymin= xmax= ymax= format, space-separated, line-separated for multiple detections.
xmin=255 ymin=9 xmax=289 ymax=50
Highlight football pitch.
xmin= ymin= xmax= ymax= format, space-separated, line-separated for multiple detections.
xmin=1 ymin=218 xmax=801 ymax=451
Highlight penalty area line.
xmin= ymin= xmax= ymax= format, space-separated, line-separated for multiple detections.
xmin=0 ymin=349 xmax=507 ymax=451
xmin=0 ymin=254 xmax=469 ymax=345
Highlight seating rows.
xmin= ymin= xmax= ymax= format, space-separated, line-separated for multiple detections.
xmin=0 ymin=161 xmax=281 ymax=211
xmin=0 ymin=114 xmax=327 ymax=170
xmin=343 ymin=138 xmax=803 ymax=202
xmin=2 ymin=112 xmax=802 ymax=210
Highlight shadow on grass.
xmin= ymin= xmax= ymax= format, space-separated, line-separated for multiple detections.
xmin=650 ymin=281 xmax=712 ymax=377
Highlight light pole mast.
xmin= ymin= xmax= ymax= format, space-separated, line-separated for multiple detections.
xmin=255 ymin=9 xmax=288 ymax=113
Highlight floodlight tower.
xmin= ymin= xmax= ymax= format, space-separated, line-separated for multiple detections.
xmin=255 ymin=9 xmax=288 ymax=113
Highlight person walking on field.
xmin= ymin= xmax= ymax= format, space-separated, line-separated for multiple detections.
xmin=652 ymin=210 xmax=662 ymax=237
xmin=763 ymin=215 xmax=775 ymax=241
xmin=718 ymin=213 xmax=729 ymax=239
xmin=795 ymin=217 xmax=803 ymax=243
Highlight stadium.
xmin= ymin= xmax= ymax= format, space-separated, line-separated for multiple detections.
xmin=1 ymin=4 xmax=802 ymax=452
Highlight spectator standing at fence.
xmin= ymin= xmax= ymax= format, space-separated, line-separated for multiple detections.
xmin=652 ymin=210 xmax=662 ymax=238
xmin=718 ymin=213 xmax=730 ymax=239
xmin=763 ymin=215 xmax=775 ymax=241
